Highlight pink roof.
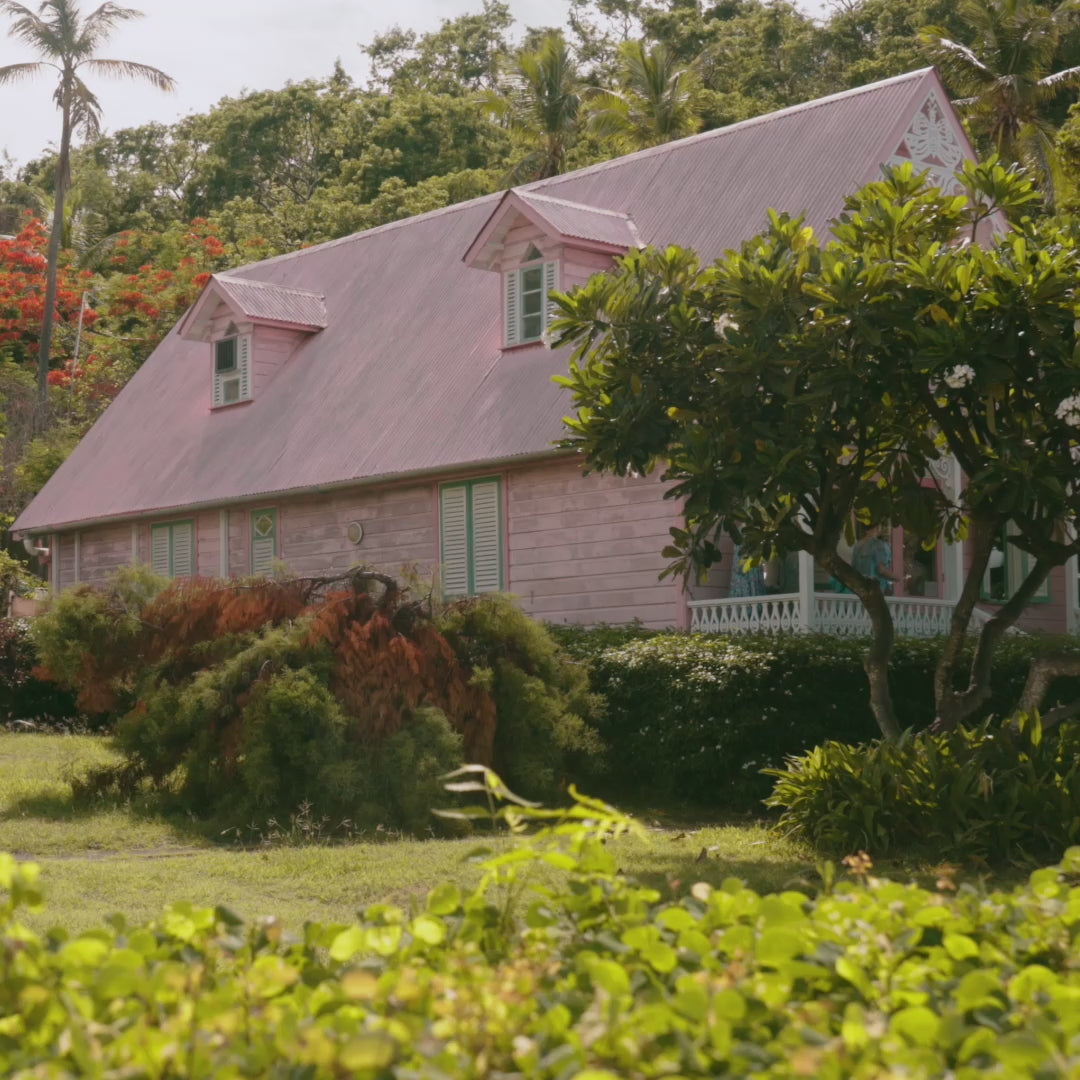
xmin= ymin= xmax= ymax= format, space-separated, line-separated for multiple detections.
xmin=464 ymin=189 xmax=642 ymax=268
xmin=178 ymin=275 xmax=328 ymax=337
xmin=15 ymin=68 xmax=976 ymax=535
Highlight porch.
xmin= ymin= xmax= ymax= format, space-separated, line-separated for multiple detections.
xmin=686 ymin=591 xmax=982 ymax=637
xmin=686 ymin=545 xmax=980 ymax=639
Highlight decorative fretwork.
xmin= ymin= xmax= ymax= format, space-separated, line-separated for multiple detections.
xmin=886 ymin=92 xmax=966 ymax=190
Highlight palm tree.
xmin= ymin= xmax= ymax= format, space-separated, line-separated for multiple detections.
xmin=587 ymin=40 xmax=705 ymax=152
xmin=921 ymin=0 xmax=1080 ymax=200
xmin=487 ymin=32 xmax=583 ymax=182
xmin=0 ymin=1 xmax=174 ymax=414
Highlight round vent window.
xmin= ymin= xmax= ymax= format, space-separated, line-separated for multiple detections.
xmin=347 ymin=521 xmax=365 ymax=546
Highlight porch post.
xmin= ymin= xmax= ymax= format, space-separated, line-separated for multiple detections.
xmin=943 ymin=537 xmax=964 ymax=603
xmin=797 ymin=550 xmax=815 ymax=631
xmin=1067 ymin=555 xmax=1078 ymax=634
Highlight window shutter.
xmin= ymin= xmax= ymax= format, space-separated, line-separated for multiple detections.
xmin=172 ymin=523 xmax=195 ymax=577
xmin=503 ymin=270 xmax=520 ymax=348
xmin=212 ymin=366 xmax=224 ymax=408
xmin=470 ymin=480 xmax=503 ymax=593
xmin=440 ymin=485 xmax=470 ymax=596
xmin=238 ymin=334 xmax=252 ymax=400
xmin=543 ymin=260 xmax=560 ymax=330
xmin=150 ymin=526 xmax=170 ymax=577
xmin=250 ymin=509 xmax=277 ymax=576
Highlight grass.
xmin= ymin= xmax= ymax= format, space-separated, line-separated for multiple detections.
xmin=0 ymin=733 xmax=820 ymax=933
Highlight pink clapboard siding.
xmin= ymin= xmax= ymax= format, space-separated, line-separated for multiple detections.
xmin=280 ymin=483 xmax=435 ymax=578
xmin=56 ymin=533 xmax=76 ymax=589
xmin=197 ymin=513 xmax=221 ymax=577
xmin=251 ymin=325 xmax=306 ymax=397
xmin=228 ymin=509 xmax=247 ymax=577
xmin=507 ymin=458 xmax=680 ymax=628
xmin=498 ymin=219 xmax=619 ymax=290
xmin=78 ymin=524 xmax=132 ymax=586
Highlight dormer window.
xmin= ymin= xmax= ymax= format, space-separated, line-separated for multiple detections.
xmin=504 ymin=259 xmax=558 ymax=348
xmin=212 ymin=331 xmax=251 ymax=407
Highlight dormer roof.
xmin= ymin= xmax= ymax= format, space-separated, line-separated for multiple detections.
xmin=179 ymin=274 xmax=328 ymax=341
xmin=464 ymin=189 xmax=642 ymax=270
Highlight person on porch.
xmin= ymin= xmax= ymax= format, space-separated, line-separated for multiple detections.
xmin=832 ymin=523 xmax=903 ymax=595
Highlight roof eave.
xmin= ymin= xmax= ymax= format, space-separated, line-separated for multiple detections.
xmin=11 ymin=448 xmax=575 ymax=538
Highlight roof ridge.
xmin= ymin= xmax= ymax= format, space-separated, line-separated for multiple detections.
xmin=227 ymin=67 xmax=932 ymax=279
xmin=526 ymin=67 xmax=934 ymax=194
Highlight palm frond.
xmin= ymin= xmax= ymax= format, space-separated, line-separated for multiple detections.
xmin=78 ymin=3 xmax=144 ymax=54
xmin=920 ymin=30 xmax=997 ymax=92
xmin=0 ymin=60 xmax=49 ymax=84
xmin=1036 ymin=64 xmax=1080 ymax=92
xmin=81 ymin=58 xmax=175 ymax=91
xmin=66 ymin=75 xmax=103 ymax=137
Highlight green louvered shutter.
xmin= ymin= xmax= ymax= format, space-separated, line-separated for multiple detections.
xmin=470 ymin=480 xmax=502 ymax=593
xmin=250 ymin=509 xmax=277 ymax=576
xmin=150 ymin=526 xmax=170 ymax=577
xmin=172 ymin=522 xmax=195 ymax=577
xmin=503 ymin=270 xmax=520 ymax=348
xmin=237 ymin=333 xmax=252 ymax=401
xmin=440 ymin=484 xmax=470 ymax=596
xmin=543 ymin=260 xmax=560 ymax=331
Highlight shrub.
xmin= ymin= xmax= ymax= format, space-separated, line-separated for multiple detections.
xmin=6 ymin=789 xmax=1080 ymax=1077
xmin=437 ymin=595 xmax=605 ymax=800
xmin=0 ymin=617 xmax=82 ymax=729
xmin=35 ymin=572 xmax=598 ymax=828
xmin=766 ymin=717 xmax=1080 ymax=862
xmin=582 ymin=631 xmax=1080 ymax=810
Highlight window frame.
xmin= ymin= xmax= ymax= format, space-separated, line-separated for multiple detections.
xmin=439 ymin=476 xmax=504 ymax=597
xmin=212 ymin=332 xmax=252 ymax=408
xmin=503 ymin=259 xmax=559 ymax=348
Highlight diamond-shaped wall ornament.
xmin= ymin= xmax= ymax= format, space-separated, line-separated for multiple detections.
xmin=253 ymin=513 xmax=274 ymax=539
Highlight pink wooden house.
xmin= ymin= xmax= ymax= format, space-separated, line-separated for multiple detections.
xmin=13 ymin=68 xmax=1078 ymax=635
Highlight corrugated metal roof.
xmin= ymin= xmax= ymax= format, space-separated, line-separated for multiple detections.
xmin=514 ymin=191 xmax=642 ymax=248
xmin=214 ymin=276 xmax=328 ymax=328
xmin=15 ymin=68 xmax=969 ymax=534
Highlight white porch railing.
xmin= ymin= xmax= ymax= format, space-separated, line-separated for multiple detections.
xmin=688 ymin=593 xmax=961 ymax=638
xmin=689 ymin=593 xmax=802 ymax=633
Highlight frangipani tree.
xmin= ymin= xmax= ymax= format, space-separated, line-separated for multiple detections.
xmin=552 ymin=160 xmax=1080 ymax=739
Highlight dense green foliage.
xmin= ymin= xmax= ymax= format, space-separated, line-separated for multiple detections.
xmin=0 ymin=617 xmax=81 ymax=728
xmin=30 ymin=570 xmax=599 ymax=827
xmin=767 ymin=717 xmax=1080 ymax=863
xmin=576 ymin=631 xmax=1080 ymax=809
xmin=553 ymin=161 xmax=1080 ymax=737
xmin=5 ymin=784 xmax=1080 ymax=1077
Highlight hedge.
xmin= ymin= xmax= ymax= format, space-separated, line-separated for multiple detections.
xmin=5 ymin=792 xmax=1080 ymax=1078
xmin=570 ymin=630 xmax=1080 ymax=810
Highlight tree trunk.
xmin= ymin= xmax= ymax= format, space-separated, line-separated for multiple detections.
xmin=933 ymin=519 xmax=995 ymax=730
xmin=934 ymin=539 xmax=1054 ymax=732
xmin=1015 ymin=652 xmax=1080 ymax=731
xmin=36 ymin=85 xmax=73 ymax=422
xmin=820 ymin=549 xmax=900 ymax=741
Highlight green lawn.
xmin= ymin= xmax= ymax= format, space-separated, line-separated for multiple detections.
xmin=0 ymin=733 xmax=817 ymax=933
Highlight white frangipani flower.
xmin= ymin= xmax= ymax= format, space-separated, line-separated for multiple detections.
xmin=1056 ymin=395 xmax=1080 ymax=428
xmin=943 ymin=364 xmax=976 ymax=389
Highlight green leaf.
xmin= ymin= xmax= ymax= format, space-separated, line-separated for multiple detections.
xmin=427 ymin=882 xmax=461 ymax=916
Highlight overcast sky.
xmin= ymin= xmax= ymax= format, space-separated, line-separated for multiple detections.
xmin=0 ymin=0 xmax=828 ymax=169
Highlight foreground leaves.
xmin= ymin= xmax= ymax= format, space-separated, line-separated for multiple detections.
xmin=4 ymin=786 xmax=1080 ymax=1077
